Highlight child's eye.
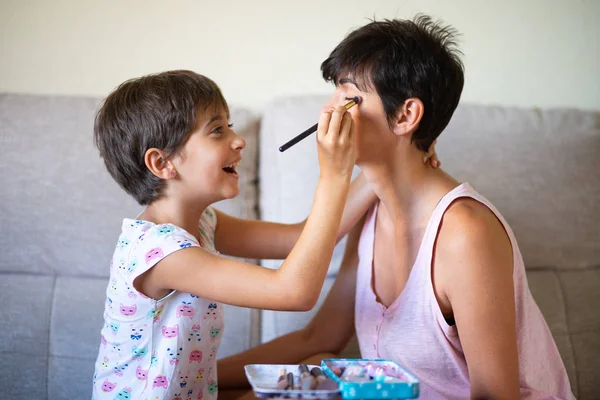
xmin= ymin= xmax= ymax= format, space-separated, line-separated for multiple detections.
xmin=211 ymin=123 xmax=233 ymax=135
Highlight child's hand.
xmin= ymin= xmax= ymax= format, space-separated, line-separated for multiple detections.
xmin=316 ymin=105 xmax=356 ymax=180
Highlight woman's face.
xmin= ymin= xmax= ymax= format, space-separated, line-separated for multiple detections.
xmin=326 ymin=76 xmax=397 ymax=165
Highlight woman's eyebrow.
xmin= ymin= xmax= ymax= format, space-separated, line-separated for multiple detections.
xmin=338 ymin=77 xmax=358 ymax=87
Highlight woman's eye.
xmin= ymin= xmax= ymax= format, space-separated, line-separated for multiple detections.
xmin=228 ymin=123 xmax=234 ymax=128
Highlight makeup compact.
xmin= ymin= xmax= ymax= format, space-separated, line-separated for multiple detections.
xmin=244 ymin=358 xmax=419 ymax=399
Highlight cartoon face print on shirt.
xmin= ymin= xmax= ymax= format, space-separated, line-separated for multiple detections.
xmin=120 ymin=304 xmax=137 ymax=317
xmin=150 ymin=351 xmax=158 ymax=368
xmin=195 ymin=368 xmax=204 ymax=383
xmin=177 ymin=238 xmax=192 ymax=249
xmin=207 ymin=379 xmax=218 ymax=395
xmin=168 ymin=347 xmax=183 ymax=365
xmin=189 ymin=349 xmax=203 ymax=363
xmin=162 ymin=324 xmax=179 ymax=338
xmin=127 ymin=258 xmax=138 ymax=274
xmin=153 ymin=375 xmax=168 ymax=389
xmin=145 ymin=248 xmax=164 ymax=264
xmin=109 ymin=321 xmax=120 ymax=335
xmin=136 ymin=365 xmax=148 ymax=381
xmin=111 ymin=279 xmax=118 ymax=295
xmin=118 ymin=236 xmax=130 ymax=249
xmin=209 ymin=327 xmax=221 ymax=341
xmin=204 ymin=303 xmax=217 ymax=320
xmin=188 ymin=324 xmax=202 ymax=342
xmin=114 ymin=363 xmax=129 ymax=377
xmin=111 ymin=343 xmax=122 ymax=356
xmin=177 ymin=302 xmax=195 ymax=319
xmin=126 ymin=283 xmax=137 ymax=299
xmin=208 ymin=346 xmax=217 ymax=362
xmin=178 ymin=371 xmax=189 ymax=388
xmin=157 ymin=225 xmax=174 ymax=235
xmin=113 ymin=386 xmax=132 ymax=399
xmin=101 ymin=379 xmax=117 ymax=392
xmin=117 ymin=258 xmax=127 ymax=274
xmin=132 ymin=345 xmax=148 ymax=361
xmin=130 ymin=325 xmax=145 ymax=340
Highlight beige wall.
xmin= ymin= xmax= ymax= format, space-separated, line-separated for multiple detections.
xmin=1 ymin=0 xmax=598 ymax=112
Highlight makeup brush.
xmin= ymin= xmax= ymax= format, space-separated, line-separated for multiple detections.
xmin=310 ymin=367 xmax=338 ymax=390
xmin=298 ymin=364 xmax=316 ymax=390
xmin=286 ymin=372 xmax=295 ymax=390
xmin=276 ymin=368 xmax=288 ymax=390
xmin=278 ymin=96 xmax=361 ymax=152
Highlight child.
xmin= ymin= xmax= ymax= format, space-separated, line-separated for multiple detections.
xmin=90 ymin=69 xmax=368 ymax=400
xmin=218 ymin=15 xmax=574 ymax=400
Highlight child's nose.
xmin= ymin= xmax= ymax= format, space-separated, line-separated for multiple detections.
xmin=233 ymin=133 xmax=246 ymax=151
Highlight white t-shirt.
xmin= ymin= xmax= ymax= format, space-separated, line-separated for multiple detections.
xmin=92 ymin=207 xmax=224 ymax=400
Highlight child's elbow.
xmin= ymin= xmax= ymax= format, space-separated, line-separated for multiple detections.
xmin=286 ymin=290 xmax=319 ymax=312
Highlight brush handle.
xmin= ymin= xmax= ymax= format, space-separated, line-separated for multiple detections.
xmin=279 ymin=123 xmax=318 ymax=152
xmin=278 ymin=96 xmax=360 ymax=152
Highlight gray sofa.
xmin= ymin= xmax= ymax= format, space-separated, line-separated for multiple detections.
xmin=1 ymin=93 xmax=599 ymax=399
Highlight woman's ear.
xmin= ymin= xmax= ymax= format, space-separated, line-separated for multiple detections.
xmin=391 ymin=97 xmax=424 ymax=137
xmin=144 ymin=148 xmax=177 ymax=179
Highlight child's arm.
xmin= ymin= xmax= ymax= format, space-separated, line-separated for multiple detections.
xmin=212 ymin=172 xmax=374 ymax=259
xmin=135 ymin=106 xmax=356 ymax=311
xmin=217 ymin=213 xmax=365 ymax=389
xmin=212 ymin=142 xmax=439 ymax=260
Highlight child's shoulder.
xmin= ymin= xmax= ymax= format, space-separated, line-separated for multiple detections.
xmin=118 ymin=219 xmax=199 ymax=257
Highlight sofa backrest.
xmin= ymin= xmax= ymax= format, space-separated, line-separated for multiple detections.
xmin=259 ymin=95 xmax=600 ymax=271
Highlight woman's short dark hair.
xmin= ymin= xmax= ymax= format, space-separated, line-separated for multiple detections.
xmin=94 ymin=70 xmax=228 ymax=205
xmin=321 ymin=14 xmax=464 ymax=151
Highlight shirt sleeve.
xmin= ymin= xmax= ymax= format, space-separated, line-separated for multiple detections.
xmin=128 ymin=223 xmax=201 ymax=283
xmin=198 ymin=206 xmax=218 ymax=251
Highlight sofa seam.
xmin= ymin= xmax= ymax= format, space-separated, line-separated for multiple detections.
xmin=555 ymin=268 xmax=579 ymax=396
xmin=46 ymin=274 xmax=57 ymax=400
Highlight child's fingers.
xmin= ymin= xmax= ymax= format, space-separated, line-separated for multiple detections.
xmin=339 ymin=112 xmax=353 ymax=142
xmin=326 ymin=106 xmax=348 ymax=139
xmin=317 ymin=109 xmax=333 ymax=141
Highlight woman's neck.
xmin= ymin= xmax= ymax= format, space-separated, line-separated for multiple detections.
xmin=359 ymin=145 xmax=459 ymax=227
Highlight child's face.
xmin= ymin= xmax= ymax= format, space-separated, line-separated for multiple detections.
xmin=172 ymin=106 xmax=246 ymax=202
xmin=327 ymin=77 xmax=397 ymax=165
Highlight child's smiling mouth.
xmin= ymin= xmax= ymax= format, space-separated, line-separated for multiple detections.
xmin=222 ymin=159 xmax=240 ymax=176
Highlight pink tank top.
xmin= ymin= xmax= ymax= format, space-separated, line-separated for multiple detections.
xmin=355 ymin=183 xmax=574 ymax=399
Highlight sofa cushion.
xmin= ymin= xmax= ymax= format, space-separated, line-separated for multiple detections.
xmin=437 ymin=105 xmax=600 ymax=269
